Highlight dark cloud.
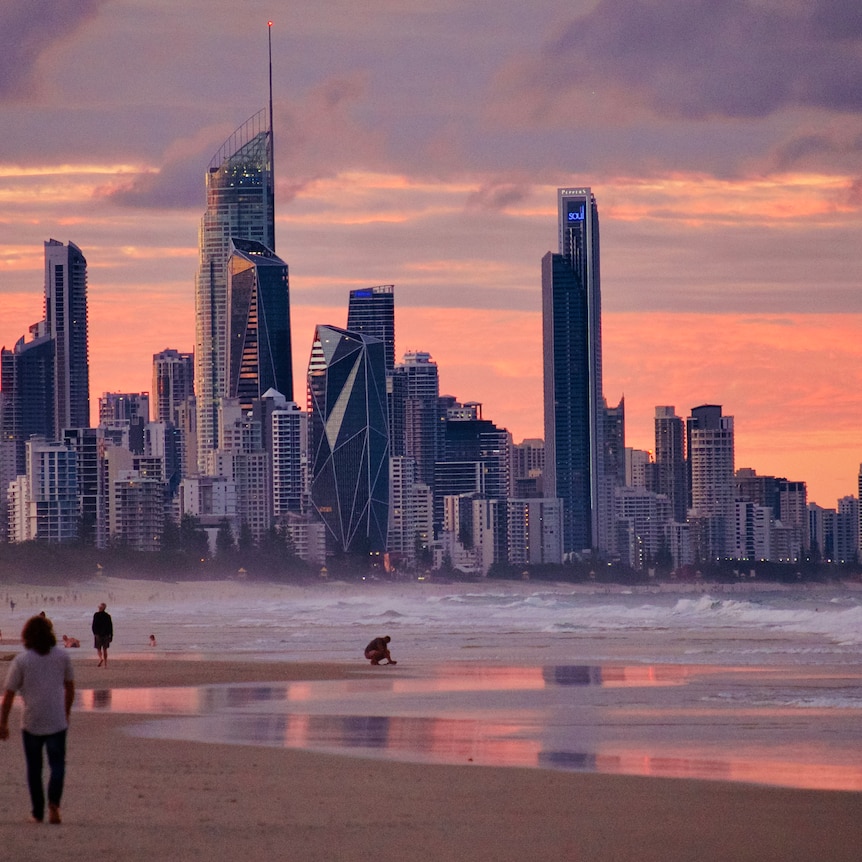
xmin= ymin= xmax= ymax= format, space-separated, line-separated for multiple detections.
xmin=99 ymin=125 xmax=312 ymax=211
xmin=465 ymin=183 xmax=531 ymax=212
xmin=0 ymin=0 xmax=108 ymax=99
xmin=531 ymin=0 xmax=862 ymax=120
xmin=99 ymin=157 xmax=204 ymax=210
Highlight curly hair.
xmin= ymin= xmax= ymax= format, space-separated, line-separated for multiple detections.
xmin=21 ymin=615 xmax=57 ymax=655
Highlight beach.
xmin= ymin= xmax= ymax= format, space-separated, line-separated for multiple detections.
xmin=1 ymin=657 xmax=861 ymax=861
xmin=3 ymin=577 xmax=862 ymax=858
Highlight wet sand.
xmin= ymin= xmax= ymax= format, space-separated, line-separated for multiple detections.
xmin=2 ymin=658 xmax=861 ymax=861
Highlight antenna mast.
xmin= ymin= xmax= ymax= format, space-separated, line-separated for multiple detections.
xmin=268 ymin=20 xmax=275 ymax=249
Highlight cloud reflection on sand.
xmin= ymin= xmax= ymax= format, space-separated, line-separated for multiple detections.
xmin=77 ymin=663 xmax=862 ymax=792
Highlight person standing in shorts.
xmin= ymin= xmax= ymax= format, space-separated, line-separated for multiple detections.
xmin=91 ymin=603 xmax=113 ymax=667
xmin=0 ymin=615 xmax=75 ymax=824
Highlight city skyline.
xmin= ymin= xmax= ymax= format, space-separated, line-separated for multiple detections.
xmin=2 ymin=2 xmax=862 ymax=507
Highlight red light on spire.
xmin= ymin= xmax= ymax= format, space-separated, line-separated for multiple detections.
xmin=268 ymin=20 xmax=273 ymax=26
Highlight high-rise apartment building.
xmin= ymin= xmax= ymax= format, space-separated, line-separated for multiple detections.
xmin=346 ymin=285 xmax=395 ymax=376
xmin=195 ymin=110 xmax=275 ymax=471
xmin=654 ymin=406 xmax=687 ymax=523
xmin=1 ymin=239 xmax=90 ymax=475
xmin=1 ymin=326 xmax=55 ymax=475
xmin=542 ymin=187 xmax=608 ymax=555
xmin=687 ymin=404 xmax=735 ymax=559
xmin=434 ymin=412 xmax=509 ymax=564
xmin=507 ymin=498 xmax=563 ymax=566
xmin=99 ymin=392 xmax=150 ymax=426
xmin=858 ymin=466 xmax=862 ymax=562
xmin=509 ymin=437 xmax=545 ymax=498
xmin=389 ymin=455 xmax=418 ymax=567
xmin=308 ymin=325 xmax=389 ymax=557
xmin=777 ymin=479 xmax=808 ymax=561
xmin=208 ymin=398 xmax=271 ymax=544
xmin=10 ymin=437 xmax=79 ymax=543
xmin=152 ymin=349 xmax=194 ymax=425
xmin=391 ymin=350 xmax=439 ymax=489
xmin=45 ymin=239 xmax=90 ymax=437
xmin=63 ymin=426 xmax=107 ymax=548
xmin=226 ymin=238 xmax=292 ymax=410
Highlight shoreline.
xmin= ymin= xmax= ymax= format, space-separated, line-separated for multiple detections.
xmin=2 ymin=658 xmax=861 ymax=860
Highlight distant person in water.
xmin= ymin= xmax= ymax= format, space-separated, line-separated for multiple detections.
xmin=0 ymin=614 xmax=75 ymax=824
xmin=364 ymin=635 xmax=396 ymax=665
xmin=148 ymin=634 xmax=156 ymax=647
xmin=91 ymin=604 xmax=113 ymax=667
xmin=61 ymin=636 xmax=80 ymax=649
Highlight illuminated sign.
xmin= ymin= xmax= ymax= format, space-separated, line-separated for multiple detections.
xmin=566 ymin=201 xmax=586 ymax=222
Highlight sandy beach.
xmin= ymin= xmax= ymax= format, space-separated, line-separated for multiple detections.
xmin=2 ymin=657 xmax=861 ymax=861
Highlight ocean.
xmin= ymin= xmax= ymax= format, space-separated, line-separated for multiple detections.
xmin=5 ymin=577 xmax=862 ymax=791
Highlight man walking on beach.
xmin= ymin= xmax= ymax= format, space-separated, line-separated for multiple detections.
xmin=0 ymin=615 xmax=75 ymax=824
xmin=92 ymin=603 xmax=113 ymax=667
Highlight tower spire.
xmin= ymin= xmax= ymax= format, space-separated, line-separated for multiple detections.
xmin=268 ymin=20 xmax=274 ymax=193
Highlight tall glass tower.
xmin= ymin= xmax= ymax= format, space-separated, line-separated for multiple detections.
xmin=45 ymin=239 xmax=90 ymax=437
xmin=346 ymin=285 xmax=395 ymax=376
xmin=226 ymin=238 xmax=292 ymax=411
xmin=542 ymin=187 xmax=607 ymax=555
xmin=195 ymin=110 xmax=274 ymax=472
xmin=307 ymin=325 xmax=389 ymax=557
xmin=655 ymin=406 xmax=687 ymax=523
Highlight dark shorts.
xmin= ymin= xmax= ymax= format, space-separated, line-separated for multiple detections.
xmin=94 ymin=634 xmax=111 ymax=650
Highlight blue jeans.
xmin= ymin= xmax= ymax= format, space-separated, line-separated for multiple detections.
xmin=22 ymin=729 xmax=66 ymax=821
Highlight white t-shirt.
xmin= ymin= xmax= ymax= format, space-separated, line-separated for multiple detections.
xmin=4 ymin=647 xmax=74 ymax=735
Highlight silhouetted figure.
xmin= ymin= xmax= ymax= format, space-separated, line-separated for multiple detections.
xmin=91 ymin=604 xmax=113 ymax=667
xmin=0 ymin=615 xmax=75 ymax=824
xmin=364 ymin=635 xmax=396 ymax=665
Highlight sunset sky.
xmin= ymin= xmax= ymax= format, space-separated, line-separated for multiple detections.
xmin=2 ymin=0 xmax=862 ymax=507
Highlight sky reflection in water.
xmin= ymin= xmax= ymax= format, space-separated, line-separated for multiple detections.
xmin=78 ymin=663 xmax=862 ymax=792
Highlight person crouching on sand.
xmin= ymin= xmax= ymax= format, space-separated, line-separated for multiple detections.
xmin=61 ymin=635 xmax=80 ymax=648
xmin=364 ymin=635 xmax=396 ymax=665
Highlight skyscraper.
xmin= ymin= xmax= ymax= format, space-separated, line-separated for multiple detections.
xmin=434 ymin=410 xmax=509 ymax=564
xmin=195 ymin=110 xmax=275 ymax=471
xmin=307 ymin=325 xmax=389 ymax=557
xmin=152 ymin=348 xmax=194 ymax=425
xmin=346 ymin=285 xmax=395 ymax=376
xmin=391 ymin=350 xmax=439 ymax=488
xmin=542 ymin=187 xmax=607 ymax=556
xmin=1 ymin=326 xmax=55 ymax=475
xmin=226 ymin=238 xmax=292 ymax=410
xmin=687 ymin=404 xmax=735 ymax=559
xmin=655 ymin=406 xmax=687 ymax=523
xmin=45 ymin=239 xmax=90 ymax=437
